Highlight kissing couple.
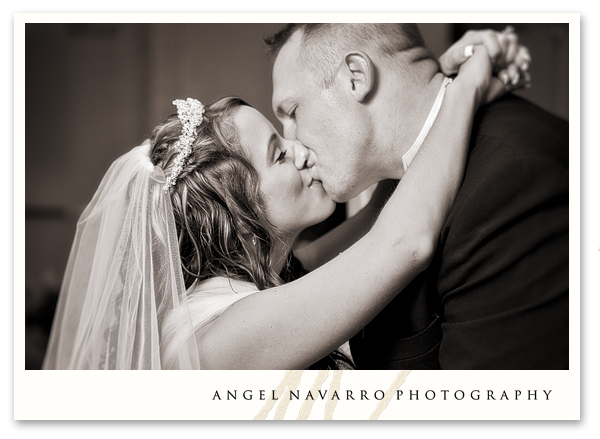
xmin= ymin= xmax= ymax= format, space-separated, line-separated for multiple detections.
xmin=43 ymin=24 xmax=568 ymax=370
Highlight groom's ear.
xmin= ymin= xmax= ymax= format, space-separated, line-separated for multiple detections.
xmin=337 ymin=51 xmax=374 ymax=102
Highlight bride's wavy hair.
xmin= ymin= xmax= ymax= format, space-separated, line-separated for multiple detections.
xmin=149 ymin=96 xmax=283 ymax=291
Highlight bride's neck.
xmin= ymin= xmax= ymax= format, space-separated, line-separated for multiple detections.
xmin=270 ymin=234 xmax=295 ymax=276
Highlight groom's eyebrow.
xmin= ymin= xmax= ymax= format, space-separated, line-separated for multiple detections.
xmin=274 ymin=105 xmax=284 ymax=117
xmin=273 ymin=100 xmax=288 ymax=118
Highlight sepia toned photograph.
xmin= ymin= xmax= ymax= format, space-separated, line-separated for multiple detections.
xmin=16 ymin=15 xmax=579 ymax=421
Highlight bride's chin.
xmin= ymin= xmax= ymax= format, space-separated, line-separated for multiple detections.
xmin=303 ymin=204 xmax=337 ymax=230
xmin=322 ymin=201 xmax=337 ymax=219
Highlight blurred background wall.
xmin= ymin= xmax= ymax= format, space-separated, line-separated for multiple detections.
xmin=24 ymin=22 xmax=569 ymax=369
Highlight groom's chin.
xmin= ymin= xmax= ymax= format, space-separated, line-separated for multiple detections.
xmin=326 ymin=187 xmax=353 ymax=204
xmin=318 ymin=177 xmax=361 ymax=204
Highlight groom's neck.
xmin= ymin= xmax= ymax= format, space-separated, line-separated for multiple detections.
xmin=378 ymin=70 xmax=446 ymax=180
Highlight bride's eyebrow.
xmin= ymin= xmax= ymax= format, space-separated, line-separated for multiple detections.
xmin=266 ymin=132 xmax=277 ymax=160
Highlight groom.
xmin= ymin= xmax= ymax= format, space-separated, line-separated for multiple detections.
xmin=266 ymin=24 xmax=569 ymax=369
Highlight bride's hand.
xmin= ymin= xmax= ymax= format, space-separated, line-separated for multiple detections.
xmin=439 ymin=27 xmax=531 ymax=104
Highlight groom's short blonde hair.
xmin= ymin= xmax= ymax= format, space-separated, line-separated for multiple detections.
xmin=265 ymin=23 xmax=435 ymax=88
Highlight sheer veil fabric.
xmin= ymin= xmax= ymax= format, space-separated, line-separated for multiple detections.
xmin=43 ymin=142 xmax=204 ymax=369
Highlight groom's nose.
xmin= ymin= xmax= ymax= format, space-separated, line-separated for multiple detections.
xmin=282 ymin=120 xmax=297 ymax=141
xmin=291 ymin=141 xmax=309 ymax=170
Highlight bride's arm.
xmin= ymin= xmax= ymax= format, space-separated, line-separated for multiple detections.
xmin=198 ymin=48 xmax=489 ymax=370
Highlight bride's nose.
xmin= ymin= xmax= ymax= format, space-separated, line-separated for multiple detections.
xmin=291 ymin=141 xmax=309 ymax=170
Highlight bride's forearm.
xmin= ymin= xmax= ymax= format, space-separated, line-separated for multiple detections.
xmin=198 ymin=81 xmax=479 ymax=370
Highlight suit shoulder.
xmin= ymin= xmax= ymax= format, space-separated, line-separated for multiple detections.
xmin=469 ymin=95 xmax=569 ymax=169
xmin=445 ymin=96 xmax=569 ymax=231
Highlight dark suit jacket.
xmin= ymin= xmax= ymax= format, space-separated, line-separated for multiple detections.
xmin=350 ymin=95 xmax=569 ymax=370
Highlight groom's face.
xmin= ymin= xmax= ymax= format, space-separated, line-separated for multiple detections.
xmin=271 ymin=32 xmax=372 ymax=203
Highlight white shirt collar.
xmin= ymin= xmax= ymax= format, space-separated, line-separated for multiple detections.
xmin=401 ymin=76 xmax=453 ymax=172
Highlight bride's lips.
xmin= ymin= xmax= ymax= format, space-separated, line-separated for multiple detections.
xmin=307 ymin=166 xmax=324 ymax=189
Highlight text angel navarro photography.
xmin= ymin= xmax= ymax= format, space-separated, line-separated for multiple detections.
xmin=212 ymin=389 xmax=554 ymax=402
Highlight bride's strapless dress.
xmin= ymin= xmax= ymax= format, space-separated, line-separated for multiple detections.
xmin=186 ymin=277 xmax=260 ymax=330
xmin=161 ymin=277 xmax=259 ymax=369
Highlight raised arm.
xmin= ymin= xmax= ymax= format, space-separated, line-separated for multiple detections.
xmin=198 ymin=48 xmax=492 ymax=370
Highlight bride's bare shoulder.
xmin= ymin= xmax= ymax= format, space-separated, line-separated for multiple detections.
xmin=188 ymin=277 xmax=258 ymax=299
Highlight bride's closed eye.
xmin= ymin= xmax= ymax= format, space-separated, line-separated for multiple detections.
xmin=276 ymin=149 xmax=287 ymax=163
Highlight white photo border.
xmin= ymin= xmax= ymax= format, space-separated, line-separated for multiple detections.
xmin=14 ymin=12 xmax=580 ymax=421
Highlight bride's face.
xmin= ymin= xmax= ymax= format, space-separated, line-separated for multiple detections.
xmin=232 ymin=106 xmax=336 ymax=235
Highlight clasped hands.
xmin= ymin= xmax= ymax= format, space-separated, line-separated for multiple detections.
xmin=439 ymin=26 xmax=532 ymax=104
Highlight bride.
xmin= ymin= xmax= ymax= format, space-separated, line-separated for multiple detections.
xmin=43 ymin=29 xmax=530 ymax=370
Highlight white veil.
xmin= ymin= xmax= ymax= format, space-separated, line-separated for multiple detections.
xmin=43 ymin=141 xmax=201 ymax=369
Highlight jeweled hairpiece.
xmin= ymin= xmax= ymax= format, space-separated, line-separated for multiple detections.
xmin=164 ymin=98 xmax=205 ymax=191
